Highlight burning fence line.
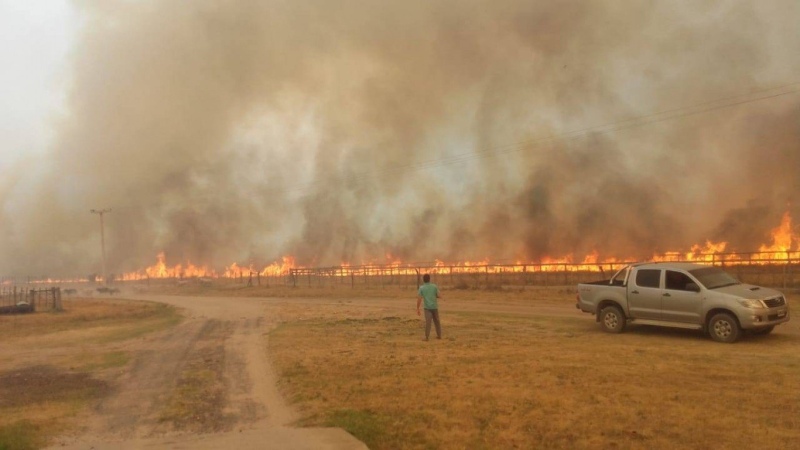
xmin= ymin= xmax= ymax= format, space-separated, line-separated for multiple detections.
xmin=8 ymin=212 xmax=797 ymax=285
xmin=117 ymin=211 xmax=799 ymax=281
xmin=116 ymin=249 xmax=800 ymax=283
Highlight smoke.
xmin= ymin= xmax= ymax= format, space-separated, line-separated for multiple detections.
xmin=1 ymin=0 xmax=800 ymax=276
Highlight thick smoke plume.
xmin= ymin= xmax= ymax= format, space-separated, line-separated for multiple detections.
xmin=2 ymin=0 xmax=800 ymax=277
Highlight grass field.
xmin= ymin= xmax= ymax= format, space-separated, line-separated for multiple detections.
xmin=269 ymin=289 xmax=800 ymax=450
xmin=0 ymin=299 xmax=181 ymax=450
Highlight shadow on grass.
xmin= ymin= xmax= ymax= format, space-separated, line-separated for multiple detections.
xmin=623 ymin=324 xmax=799 ymax=344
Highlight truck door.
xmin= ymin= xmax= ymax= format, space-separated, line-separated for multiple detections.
xmin=661 ymin=270 xmax=703 ymax=323
xmin=628 ymin=268 xmax=663 ymax=320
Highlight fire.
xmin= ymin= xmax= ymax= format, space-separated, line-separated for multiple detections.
xmin=259 ymin=256 xmax=297 ymax=277
xmin=117 ymin=211 xmax=799 ymax=281
xmin=120 ymin=252 xmax=217 ymax=280
xmin=223 ymin=262 xmax=253 ymax=278
xmin=651 ymin=240 xmax=729 ymax=263
xmin=760 ymin=211 xmax=793 ymax=253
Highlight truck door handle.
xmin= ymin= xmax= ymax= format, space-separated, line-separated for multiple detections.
xmin=631 ymin=290 xmax=639 ymax=294
xmin=663 ymin=293 xmax=671 ymax=297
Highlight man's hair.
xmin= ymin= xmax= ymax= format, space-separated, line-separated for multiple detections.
xmin=423 ymin=274 xmax=431 ymax=283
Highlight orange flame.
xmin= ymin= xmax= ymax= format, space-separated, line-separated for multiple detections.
xmin=120 ymin=252 xmax=217 ymax=280
xmin=118 ymin=211 xmax=799 ymax=280
xmin=760 ymin=211 xmax=793 ymax=253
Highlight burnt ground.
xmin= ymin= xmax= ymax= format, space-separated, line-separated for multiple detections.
xmin=0 ymin=365 xmax=110 ymax=409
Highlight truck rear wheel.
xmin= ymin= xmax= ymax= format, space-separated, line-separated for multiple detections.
xmin=599 ymin=305 xmax=626 ymax=333
xmin=708 ymin=312 xmax=741 ymax=343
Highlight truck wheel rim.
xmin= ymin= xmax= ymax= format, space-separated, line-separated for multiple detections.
xmin=604 ymin=313 xmax=618 ymax=328
xmin=714 ymin=320 xmax=731 ymax=337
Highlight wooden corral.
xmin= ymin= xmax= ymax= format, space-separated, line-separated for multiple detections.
xmin=0 ymin=287 xmax=63 ymax=314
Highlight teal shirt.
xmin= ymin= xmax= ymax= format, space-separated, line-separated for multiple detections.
xmin=418 ymin=283 xmax=439 ymax=310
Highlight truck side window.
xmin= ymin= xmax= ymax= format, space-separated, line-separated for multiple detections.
xmin=635 ymin=269 xmax=661 ymax=288
xmin=666 ymin=270 xmax=694 ymax=291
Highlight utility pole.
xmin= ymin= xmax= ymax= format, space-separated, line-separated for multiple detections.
xmin=90 ymin=208 xmax=111 ymax=284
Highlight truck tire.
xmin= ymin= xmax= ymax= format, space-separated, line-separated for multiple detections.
xmin=708 ymin=312 xmax=741 ymax=343
xmin=599 ymin=305 xmax=626 ymax=333
xmin=749 ymin=326 xmax=775 ymax=336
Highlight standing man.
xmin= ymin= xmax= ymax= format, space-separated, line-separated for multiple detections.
xmin=417 ymin=273 xmax=442 ymax=341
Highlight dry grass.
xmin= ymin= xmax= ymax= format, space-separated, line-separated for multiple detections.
xmin=127 ymin=278 xmax=580 ymax=304
xmin=0 ymin=298 xmax=180 ymax=341
xmin=269 ymin=290 xmax=800 ymax=450
xmin=0 ymin=298 xmax=181 ymax=449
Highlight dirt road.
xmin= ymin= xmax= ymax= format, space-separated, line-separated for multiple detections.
xmin=51 ymin=295 xmax=371 ymax=450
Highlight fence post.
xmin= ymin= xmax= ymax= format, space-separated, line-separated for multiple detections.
xmin=783 ymin=252 xmax=787 ymax=290
xmin=51 ymin=287 xmax=62 ymax=311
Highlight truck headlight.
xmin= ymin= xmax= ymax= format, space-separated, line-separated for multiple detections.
xmin=738 ymin=299 xmax=765 ymax=309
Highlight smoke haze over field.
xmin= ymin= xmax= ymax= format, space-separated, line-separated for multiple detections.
xmin=1 ymin=0 xmax=800 ymax=277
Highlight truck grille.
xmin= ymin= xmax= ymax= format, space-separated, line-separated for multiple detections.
xmin=768 ymin=312 xmax=787 ymax=321
xmin=763 ymin=297 xmax=786 ymax=308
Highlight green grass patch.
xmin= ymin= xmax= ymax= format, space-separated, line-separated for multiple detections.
xmin=76 ymin=351 xmax=131 ymax=372
xmin=0 ymin=421 xmax=42 ymax=450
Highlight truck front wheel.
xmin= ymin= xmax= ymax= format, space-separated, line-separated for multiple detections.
xmin=708 ymin=313 xmax=741 ymax=343
xmin=599 ymin=305 xmax=626 ymax=333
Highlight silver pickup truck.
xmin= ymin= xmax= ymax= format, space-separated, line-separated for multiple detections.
xmin=576 ymin=262 xmax=790 ymax=342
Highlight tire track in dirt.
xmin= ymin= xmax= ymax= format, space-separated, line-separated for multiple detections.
xmin=50 ymin=295 xmax=366 ymax=450
xmin=62 ymin=318 xmax=217 ymax=442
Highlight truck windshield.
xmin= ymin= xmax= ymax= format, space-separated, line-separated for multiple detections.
xmin=688 ymin=267 xmax=740 ymax=289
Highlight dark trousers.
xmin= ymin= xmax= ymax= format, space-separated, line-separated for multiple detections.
xmin=424 ymin=308 xmax=442 ymax=339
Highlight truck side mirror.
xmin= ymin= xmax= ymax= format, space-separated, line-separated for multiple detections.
xmin=685 ymin=282 xmax=701 ymax=292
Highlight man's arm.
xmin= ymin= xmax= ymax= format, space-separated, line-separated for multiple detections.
xmin=416 ymin=296 xmax=422 ymax=316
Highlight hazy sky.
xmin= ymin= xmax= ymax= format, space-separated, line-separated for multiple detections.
xmin=0 ymin=1 xmax=77 ymax=168
xmin=1 ymin=1 xmax=798 ymax=278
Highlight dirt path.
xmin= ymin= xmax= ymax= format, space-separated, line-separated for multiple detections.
xmin=51 ymin=295 xmax=368 ymax=450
